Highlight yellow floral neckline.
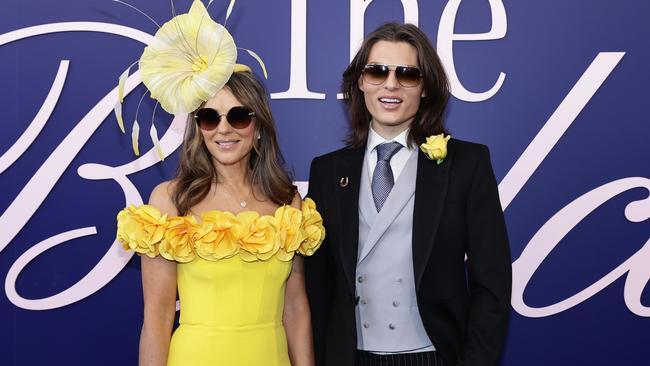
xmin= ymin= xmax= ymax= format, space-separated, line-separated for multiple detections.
xmin=116 ymin=198 xmax=325 ymax=263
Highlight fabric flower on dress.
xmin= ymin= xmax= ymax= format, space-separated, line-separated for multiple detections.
xmin=116 ymin=205 xmax=167 ymax=258
xmin=274 ymin=205 xmax=304 ymax=261
xmin=139 ymin=0 xmax=237 ymax=115
xmin=298 ymin=198 xmax=325 ymax=256
xmin=237 ymin=212 xmax=280 ymax=262
xmin=194 ymin=211 xmax=242 ymax=260
xmin=117 ymin=200 xmax=325 ymax=262
xmin=159 ymin=216 xmax=198 ymax=263
xmin=420 ymin=133 xmax=451 ymax=165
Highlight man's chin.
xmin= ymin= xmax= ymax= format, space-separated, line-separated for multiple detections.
xmin=371 ymin=119 xmax=413 ymax=130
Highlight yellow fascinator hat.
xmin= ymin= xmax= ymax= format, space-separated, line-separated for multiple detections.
xmin=139 ymin=0 xmax=237 ymax=115
xmin=115 ymin=0 xmax=266 ymax=160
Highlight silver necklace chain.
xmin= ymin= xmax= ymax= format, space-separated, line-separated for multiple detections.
xmin=220 ymin=183 xmax=252 ymax=209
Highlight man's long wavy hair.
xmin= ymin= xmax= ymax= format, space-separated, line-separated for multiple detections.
xmin=172 ymin=72 xmax=296 ymax=215
xmin=342 ymin=23 xmax=450 ymax=148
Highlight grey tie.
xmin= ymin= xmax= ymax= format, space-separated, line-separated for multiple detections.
xmin=371 ymin=142 xmax=403 ymax=211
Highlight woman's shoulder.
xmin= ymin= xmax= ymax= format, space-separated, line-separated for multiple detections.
xmin=149 ymin=180 xmax=179 ymax=217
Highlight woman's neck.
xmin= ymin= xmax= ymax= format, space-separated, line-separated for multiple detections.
xmin=214 ymin=159 xmax=250 ymax=188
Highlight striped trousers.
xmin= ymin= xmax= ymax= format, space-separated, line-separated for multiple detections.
xmin=356 ymin=350 xmax=443 ymax=366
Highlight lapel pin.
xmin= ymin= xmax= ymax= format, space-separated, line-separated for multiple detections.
xmin=339 ymin=177 xmax=349 ymax=187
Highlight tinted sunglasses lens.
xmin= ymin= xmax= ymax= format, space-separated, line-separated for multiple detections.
xmin=195 ymin=108 xmax=220 ymax=130
xmin=362 ymin=65 xmax=389 ymax=85
xmin=226 ymin=106 xmax=254 ymax=129
xmin=396 ymin=66 xmax=422 ymax=87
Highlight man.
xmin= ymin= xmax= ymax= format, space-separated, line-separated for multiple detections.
xmin=305 ymin=23 xmax=511 ymax=366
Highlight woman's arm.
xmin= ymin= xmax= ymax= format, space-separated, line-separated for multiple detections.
xmin=139 ymin=256 xmax=177 ymax=366
xmin=139 ymin=182 xmax=178 ymax=366
xmin=283 ymin=193 xmax=315 ymax=366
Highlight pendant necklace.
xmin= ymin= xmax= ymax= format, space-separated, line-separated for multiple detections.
xmin=222 ymin=184 xmax=252 ymax=209
xmin=239 ymin=187 xmax=252 ymax=208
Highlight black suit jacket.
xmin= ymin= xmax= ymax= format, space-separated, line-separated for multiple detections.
xmin=305 ymin=139 xmax=512 ymax=366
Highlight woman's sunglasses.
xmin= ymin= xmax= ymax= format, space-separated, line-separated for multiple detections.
xmin=361 ymin=64 xmax=422 ymax=87
xmin=194 ymin=106 xmax=255 ymax=131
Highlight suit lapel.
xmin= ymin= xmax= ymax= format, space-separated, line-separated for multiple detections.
xmin=412 ymin=150 xmax=452 ymax=290
xmin=358 ymin=150 xmax=417 ymax=263
xmin=333 ymin=146 xmax=365 ymax=294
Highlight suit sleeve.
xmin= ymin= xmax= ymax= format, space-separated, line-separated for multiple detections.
xmin=304 ymin=156 xmax=335 ymax=366
xmin=459 ymin=146 xmax=512 ymax=366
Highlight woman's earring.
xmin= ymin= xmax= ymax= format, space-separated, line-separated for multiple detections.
xmin=253 ymin=132 xmax=262 ymax=155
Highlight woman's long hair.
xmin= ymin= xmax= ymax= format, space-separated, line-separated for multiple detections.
xmin=172 ymin=71 xmax=296 ymax=215
xmin=342 ymin=23 xmax=450 ymax=148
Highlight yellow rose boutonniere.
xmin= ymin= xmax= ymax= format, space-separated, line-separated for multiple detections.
xmin=420 ymin=133 xmax=451 ymax=165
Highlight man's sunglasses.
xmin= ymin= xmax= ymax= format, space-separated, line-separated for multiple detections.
xmin=361 ymin=64 xmax=422 ymax=87
xmin=194 ymin=106 xmax=256 ymax=131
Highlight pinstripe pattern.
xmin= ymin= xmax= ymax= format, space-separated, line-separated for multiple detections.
xmin=356 ymin=350 xmax=442 ymax=366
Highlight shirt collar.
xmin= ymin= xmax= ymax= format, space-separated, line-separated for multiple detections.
xmin=366 ymin=125 xmax=412 ymax=154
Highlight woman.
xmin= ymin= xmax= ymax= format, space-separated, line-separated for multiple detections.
xmin=116 ymin=2 xmax=324 ymax=365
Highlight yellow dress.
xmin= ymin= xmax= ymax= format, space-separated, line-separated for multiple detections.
xmin=116 ymin=199 xmax=325 ymax=366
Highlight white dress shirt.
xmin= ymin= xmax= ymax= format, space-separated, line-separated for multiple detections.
xmin=365 ymin=126 xmax=416 ymax=184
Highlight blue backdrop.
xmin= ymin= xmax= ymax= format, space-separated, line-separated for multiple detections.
xmin=1 ymin=0 xmax=649 ymax=365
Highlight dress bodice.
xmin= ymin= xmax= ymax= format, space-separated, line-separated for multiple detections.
xmin=115 ymin=198 xmax=325 ymax=366
xmin=177 ymin=255 xmax=291 ymax=328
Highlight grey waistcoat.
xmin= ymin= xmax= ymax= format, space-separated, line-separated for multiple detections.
xmin=355 ymin=150 xmax=434 ymax=352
